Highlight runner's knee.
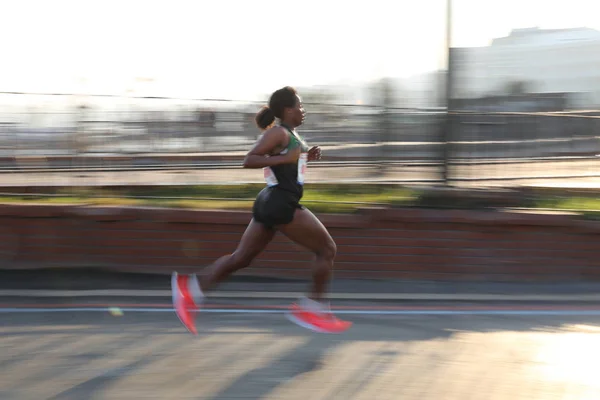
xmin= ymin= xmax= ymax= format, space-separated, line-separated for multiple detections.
xmin=317 ymin=239 xmax=336 ymax=262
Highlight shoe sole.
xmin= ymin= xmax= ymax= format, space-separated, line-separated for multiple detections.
xmin=171 ymin=272 xmax=197 ymax=335
xmin=285 ymin=311 xmax=349 ymax=334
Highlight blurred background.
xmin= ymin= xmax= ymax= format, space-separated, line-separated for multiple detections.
xmin=2 ymin=2 xmax=600 ymax=398
xmin=0 ymin=0 xmax=599 ymax=191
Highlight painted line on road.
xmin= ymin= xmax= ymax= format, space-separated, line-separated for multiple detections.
xmin=3 ymin=307 xmax=600 ymax=316
xmin=2 ymin=289 xmax=600 ymax=302
xmin=7 ymin=303 xmax=600 ymax=311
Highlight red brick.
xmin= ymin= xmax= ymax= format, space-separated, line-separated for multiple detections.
xmin=1 ymin=205 xmax=599 ymax=280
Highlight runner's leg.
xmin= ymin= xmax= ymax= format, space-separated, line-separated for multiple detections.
xmin=277 ymin=207 xmax=336 ymax=301
xmin=277 ymin=207 xmax=351 ymax=333
xmin=198 ymin=218 xmax=276 ymax=292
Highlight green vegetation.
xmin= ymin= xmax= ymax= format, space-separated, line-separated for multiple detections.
xmin=0 ymin=184 xmax=598 ymax=219
xmin=533 ymin=196 xmax=600 ymax=220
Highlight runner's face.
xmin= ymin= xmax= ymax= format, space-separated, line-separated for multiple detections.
xmin=287 ymin=95 xmax=305 ymax=127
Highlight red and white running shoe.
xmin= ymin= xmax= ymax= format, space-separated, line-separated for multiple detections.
xmin=171 ymin=272 xmax=199 ymax=335
xmin=286 ymin=302 xmax=352 ymax=334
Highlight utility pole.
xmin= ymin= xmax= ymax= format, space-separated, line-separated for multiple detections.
xmin=442 ymin=0 xmax=453 ymax=185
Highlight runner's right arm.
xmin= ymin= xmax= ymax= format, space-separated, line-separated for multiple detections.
xmin=242 ymin=127 xmax=300 ymax=168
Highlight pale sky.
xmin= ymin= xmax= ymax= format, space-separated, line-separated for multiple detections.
xmin=1 ymin=0 xmax=599 ymax=100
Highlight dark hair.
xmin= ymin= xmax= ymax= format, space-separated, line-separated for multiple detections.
xmin=255 ymin=86 xmax=298 ymax=130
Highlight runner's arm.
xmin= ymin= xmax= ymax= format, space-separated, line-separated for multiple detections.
xmin=242 ymin=127 xmax=300 ymax=168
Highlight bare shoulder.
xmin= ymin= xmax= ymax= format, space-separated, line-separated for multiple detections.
xmin=261 ymin=125 xmax=289 ymax=146
xmin=262 ymin=125 xmax=287 ymax=139
xmin=248 ymin=125 xmax=290 ymax=156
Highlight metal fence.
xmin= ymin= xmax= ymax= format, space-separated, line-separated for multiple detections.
xmin=0 ymin=92 xmax=599 ymax=189
xmin=445 ymin=110 xmax=600 ymax=187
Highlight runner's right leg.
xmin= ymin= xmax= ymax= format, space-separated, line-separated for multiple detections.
xmin=277 ymin=207 xmax=352 ymax=334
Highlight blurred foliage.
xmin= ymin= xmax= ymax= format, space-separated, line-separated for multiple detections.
xmin=0 ymin=184 xmax=598 ymax=219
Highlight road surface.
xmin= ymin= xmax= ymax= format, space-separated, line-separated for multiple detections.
xmin=2 ymin=293 xmax=600 ymax=399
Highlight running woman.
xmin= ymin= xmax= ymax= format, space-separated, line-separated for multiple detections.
xmin=172 ymin=86 xmax=352 ymax=334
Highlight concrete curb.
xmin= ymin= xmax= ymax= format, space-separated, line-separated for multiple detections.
xmin=2 ymin=289 xmax=600 ymax=302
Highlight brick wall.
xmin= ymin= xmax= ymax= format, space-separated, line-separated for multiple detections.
xmin=0 ymin=204 xmax=598 ymax=281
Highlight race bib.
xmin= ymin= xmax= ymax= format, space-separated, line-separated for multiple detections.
xmin=297 ymin=153 xmax=307 ymax=185
xmin=263 ymin=167 xmax=279 ymax=186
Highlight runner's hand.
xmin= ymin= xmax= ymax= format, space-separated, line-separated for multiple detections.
xmin=308 ymin=146 xmax=322 ymax=162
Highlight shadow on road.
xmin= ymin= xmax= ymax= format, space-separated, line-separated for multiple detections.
xmin=3 ymin=308 xmax=600 ymax=399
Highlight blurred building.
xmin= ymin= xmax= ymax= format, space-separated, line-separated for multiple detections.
xmin=452 ymin=27 xmax=600 ymax=108
xmin=453 ymin=92 xmax=571 ymax=112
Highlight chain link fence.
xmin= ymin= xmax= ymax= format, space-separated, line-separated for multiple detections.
xmin=0 ymin=91 xmax=598 ymax=189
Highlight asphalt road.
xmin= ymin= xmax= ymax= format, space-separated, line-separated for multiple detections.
xmin=3 ymin=293 xmax=600 ymax=399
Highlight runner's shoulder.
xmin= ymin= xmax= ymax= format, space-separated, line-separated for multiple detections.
xmin=263 ymin=125 xmax=289 ymax=144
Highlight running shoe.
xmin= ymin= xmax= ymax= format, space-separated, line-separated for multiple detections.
xmin=171 ymin=272 xmax=198 ymax=335
xmin=286 ymin=302 xmax=352 ymax=333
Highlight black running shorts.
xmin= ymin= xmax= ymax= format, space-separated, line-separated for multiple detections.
xmin=252 ymin=187 xmax=303 ymax=228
